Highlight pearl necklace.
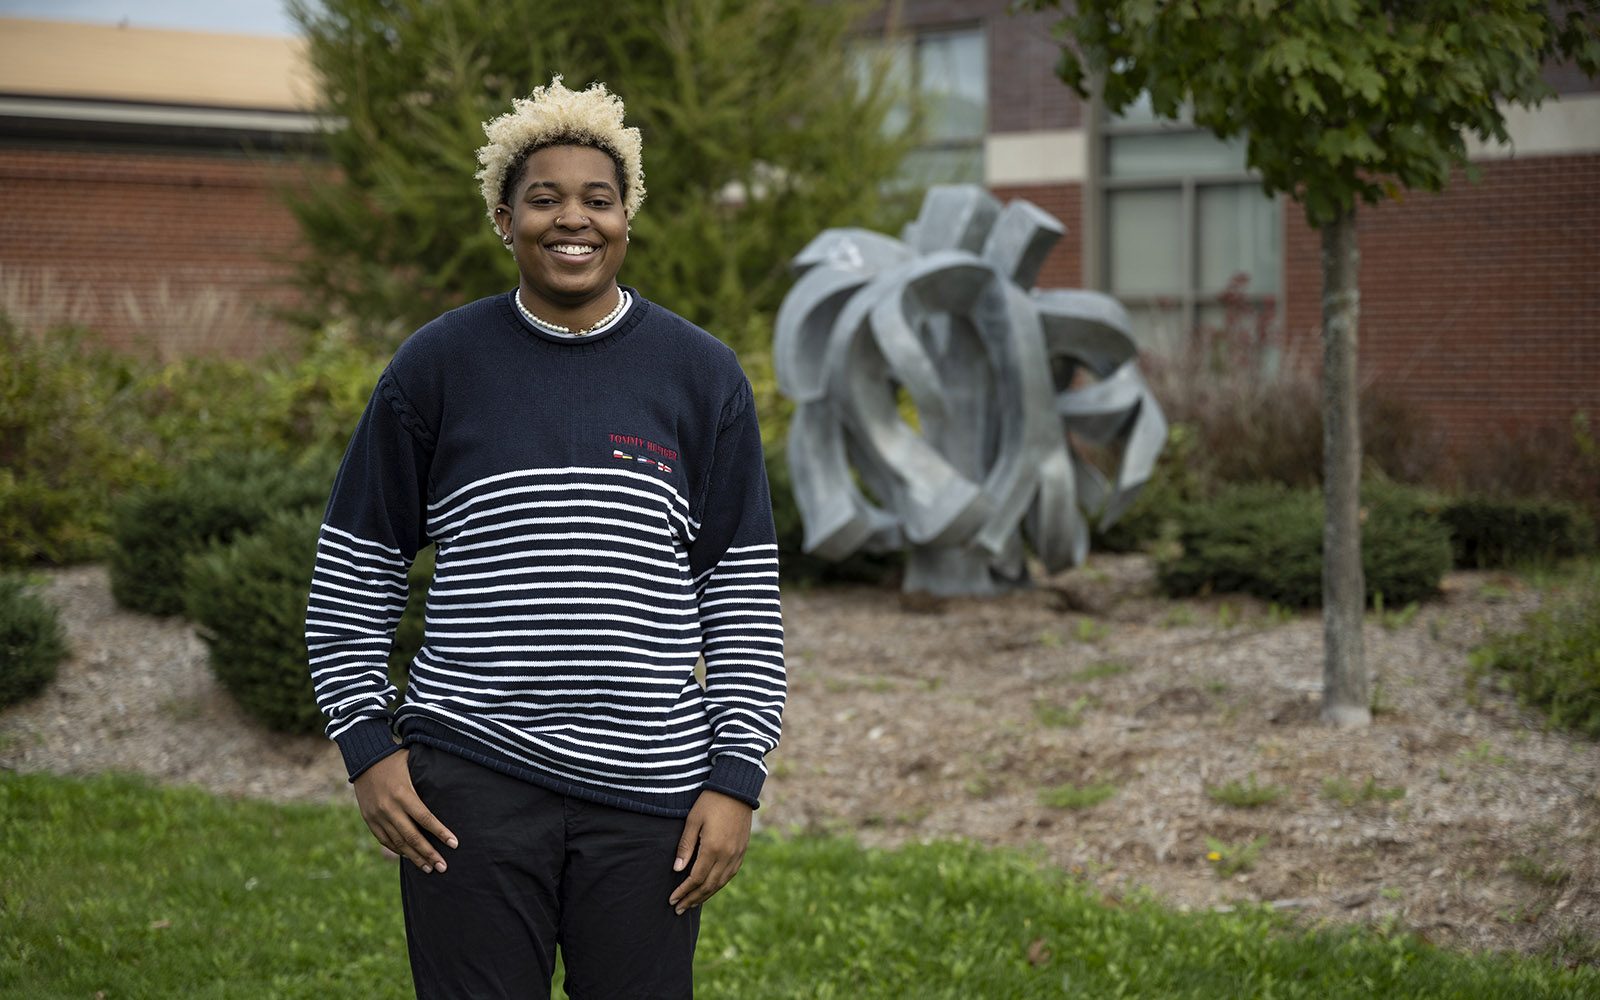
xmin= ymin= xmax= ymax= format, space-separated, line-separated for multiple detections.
xmin=516 ymin=288 xmax=629 ymax=337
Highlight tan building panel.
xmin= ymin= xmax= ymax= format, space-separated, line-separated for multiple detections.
xmin=0 ymin=17 xmax=316 ymax=111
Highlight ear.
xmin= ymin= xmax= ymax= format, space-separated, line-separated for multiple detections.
xmin=494 ymin=204 xmax=513 ymax=242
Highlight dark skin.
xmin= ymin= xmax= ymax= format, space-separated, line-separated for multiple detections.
xmin=494 ymin=144 xmax=629 ymax=331
xmin=352 ymin=142 xmax=754 ymax=915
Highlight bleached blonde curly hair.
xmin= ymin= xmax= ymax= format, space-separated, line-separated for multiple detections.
xmin=476 ymin=76 xmax=646 ymax=232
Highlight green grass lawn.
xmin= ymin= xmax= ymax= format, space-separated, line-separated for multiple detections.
xmin=2 ymin=772 xmax=1595 ymax=999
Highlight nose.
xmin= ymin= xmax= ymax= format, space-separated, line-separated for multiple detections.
xmin=556 ymin=208 xmax=589 ymax=229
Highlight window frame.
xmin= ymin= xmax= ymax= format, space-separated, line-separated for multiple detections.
xmin=856 ymin=22 xmax=989 ymax=187
xmin=1090 ymin=93 xmax=1283 ymax=341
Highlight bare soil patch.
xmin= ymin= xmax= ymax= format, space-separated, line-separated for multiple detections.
xmin=5 ymin=557 xmax=1597 ymax=963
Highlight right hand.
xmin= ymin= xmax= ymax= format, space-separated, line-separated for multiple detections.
xmin=352 ymin=749 xmax=459 ymax=873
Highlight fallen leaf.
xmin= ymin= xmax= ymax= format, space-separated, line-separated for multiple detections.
xmin=1026 ymin=937 xmax=1052 ymax=967
xmin=149 ymin=918 xmax=172 ymax=930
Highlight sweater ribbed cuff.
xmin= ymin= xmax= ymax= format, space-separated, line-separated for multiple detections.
xmin=703 ymin=754 xmax=767 ymax=810
xmin=335 ymin=718 xmax=401 ymax=782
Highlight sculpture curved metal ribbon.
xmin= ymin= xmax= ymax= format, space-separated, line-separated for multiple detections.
xmin=775 ymin=184 xmax=1167 ymax=596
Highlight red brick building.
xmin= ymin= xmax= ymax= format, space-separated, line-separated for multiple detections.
xmin=2 ymin=6 xmax=1596 ymax=450
xmin=0 ymin=18 xmax=317 ymax=356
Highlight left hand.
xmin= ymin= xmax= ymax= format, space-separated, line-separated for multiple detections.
xmin=669 ymin=788 xmax=753 ymax=914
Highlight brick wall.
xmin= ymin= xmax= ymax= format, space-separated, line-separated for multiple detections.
xmin=988 ymin=182 xmax=1083 ymax=290
xmin=859 ymin=0 xmax=1084 ymax=132
xmin=1282 ymin=154 xmax=1600 ymax=453
xmin=0 ymin=145 xmax=308 ymax=356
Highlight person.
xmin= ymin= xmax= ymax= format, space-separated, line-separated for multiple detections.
xmin=303 ymin=76 xmax=785 ymax=999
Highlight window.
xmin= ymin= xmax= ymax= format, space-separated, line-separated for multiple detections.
xmin=1099 ymin=94 xmax=1281 ymax=348
xmin=856 ymin=26 xmax=987 ymax=186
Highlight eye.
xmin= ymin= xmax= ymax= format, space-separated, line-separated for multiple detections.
xmin=587 ymin=198 xmax=613 ymax=209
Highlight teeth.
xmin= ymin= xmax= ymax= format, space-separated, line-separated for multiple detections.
xmin=551 ymin=245 xmax=595 ymax=256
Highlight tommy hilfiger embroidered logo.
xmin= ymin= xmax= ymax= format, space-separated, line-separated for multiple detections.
xmin=609 ymin=433 xmax=678 ymax=460
xmin=609 ymin=434 xmax=675 ymax=474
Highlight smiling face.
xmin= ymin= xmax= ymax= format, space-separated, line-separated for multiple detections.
xmin=495 ymin=143 xmax=629 ymax=326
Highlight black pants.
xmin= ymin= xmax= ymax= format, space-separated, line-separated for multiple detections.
xmin=399 ymin=742 xmax=700 ymax=999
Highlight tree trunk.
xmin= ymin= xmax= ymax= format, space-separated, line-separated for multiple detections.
xmin=1320 ymin=208 xmax=1370 ymax=727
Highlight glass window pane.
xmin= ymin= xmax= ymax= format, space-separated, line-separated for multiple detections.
xmin=1108 ymin=188 xmax=1183 ymax=297
xmin=850 ymin=37 xmax=914 ymax=137
xmin=901 ymin=145 xmax=984 ymax=186
xmin=1107 ymin=131 xmax=1248 ymax=179
xmin=1198 ymin=184 xmax=1281 ymax=296
xmin=1110 ymin=90 xmax=1159 ymax=125
xmin=917 ymin=29 xmax=985 ymax=141
xmin=1104 ymin=89 xmax=1193 ymax=126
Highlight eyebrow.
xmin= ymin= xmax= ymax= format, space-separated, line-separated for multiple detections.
xmin=523 ymin=180 xmax=619 ymax=196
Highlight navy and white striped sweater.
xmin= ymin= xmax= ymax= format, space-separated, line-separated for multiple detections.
xmin=304 ymin=289 xmax=784 ymax=817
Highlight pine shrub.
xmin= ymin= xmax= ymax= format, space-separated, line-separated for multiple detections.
xmin=1157 ymin=482 xmax=1452 ymax=608
xmin=183 ymin=508 xmax=330 ymax=734
xmin=1437 ymin=495 xmax=1596 ymax=569
xmin=1472 ymin=571 xmax=1600 ymax=739
xmin=0 ymin=575 xmax=68 ymax=708
xmin=110 ymin=450 xmax=337 ymax=616
xmin=185 ymin=508 xmax=425 ymax=735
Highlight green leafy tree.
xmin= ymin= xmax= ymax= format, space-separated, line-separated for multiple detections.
xmin=1032 ymin=0 xmax=1598 ymax=726
xmin=284 ymin=0 xmax=914 ymax=353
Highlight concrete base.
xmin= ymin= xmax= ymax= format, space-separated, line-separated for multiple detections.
xmin=1320 ymin=702 xmax=1373 ymax=728
xmin=903 ymin=546 xmax=1027 ymax=597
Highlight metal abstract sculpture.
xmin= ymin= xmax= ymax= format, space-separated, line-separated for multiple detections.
xmin=775 ymin=184 xmax=1167 ymax=596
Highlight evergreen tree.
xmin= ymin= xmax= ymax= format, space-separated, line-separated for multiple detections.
xmin=285 ymin=0 xmax=914 ymax=352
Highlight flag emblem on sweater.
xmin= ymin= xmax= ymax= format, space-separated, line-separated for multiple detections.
xmin=608 ymin=433 xmax=678 ymax=476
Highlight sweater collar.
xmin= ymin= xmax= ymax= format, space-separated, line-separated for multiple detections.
xmin=499 ymin=285 xmax=650 ymax=353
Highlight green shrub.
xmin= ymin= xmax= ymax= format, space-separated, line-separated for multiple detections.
xmin=0 ymin=575 xmax=68 ymax=708
xmin=0 ymin=308 xmax=389 ymax=571
xmin=1471 ymin=570 xmax=1600 ymax=739
xmin=129 ymin=355 xmax=276 ymax=464
xmin=256 ymin=327 xmax=386 ymax=453
xmin=185 ymin=508 xmax=425 ymax=735
xmin=0 ymin=325 xmax=163 ymax=566
xmin=1157 ymin=482 xmax=1452 ymax=608
xmin=110 ymin=450 xmax=338 ymax=616
xmin=183 ymin=508 xmax=329 ymax=734
xmin=1361 ymin=481 xmax=1456 ymax=607
xmin=1438 ymin=495 xmax=1596 ymax=569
